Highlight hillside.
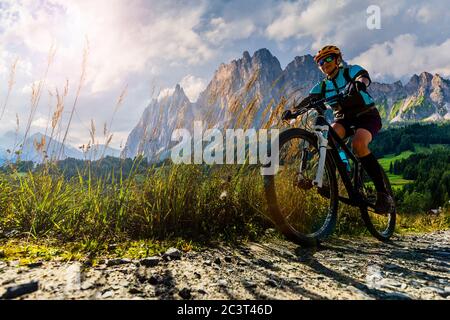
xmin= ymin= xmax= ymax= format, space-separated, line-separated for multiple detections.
xmin=378 ymin=151 xmax=415 ymax=188
xmin=371 ymin=123 xmax=450 ymax=157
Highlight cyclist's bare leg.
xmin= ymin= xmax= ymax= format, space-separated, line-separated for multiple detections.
xmin=353 ymin=129 xmax=394 ymax=213
xmin=332 ymin=123 xmax=346 ymax=139
xmin=352 ymin=128 xmax=372 ymax=158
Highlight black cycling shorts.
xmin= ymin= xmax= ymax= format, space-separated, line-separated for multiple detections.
xmin=334 ymin=108 xmax=382 ymax=139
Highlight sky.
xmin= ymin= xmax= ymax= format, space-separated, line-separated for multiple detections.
xmin=0 ymin=0 xmax=449 ymax=149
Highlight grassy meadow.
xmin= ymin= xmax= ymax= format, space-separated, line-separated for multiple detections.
xmin=378 ymin=150 xmax=415 ymax=188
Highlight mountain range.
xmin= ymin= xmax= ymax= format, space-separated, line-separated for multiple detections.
xmin=122 ymin=48 xmax=450 ymax=161
xmin=0 ymin=132 xmax=121 ymax=164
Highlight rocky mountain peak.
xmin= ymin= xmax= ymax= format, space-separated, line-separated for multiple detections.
xmin=284 ymin=54 xmax=318 ymax=76
xmin=405 ymin=73 xmax=434 ymax=95
xmin=229 ymin=49 xmax=282 ymax=73
xmin=415 ymin=72 xmax=434 ymax=96
xmin=161 ymin=84 xmax=190 ymax=106
xmin=243 ymin=51 xmax=251 ymax=62
xmin=198 ymin=49 xmax=283 ymax=107
xmin=252 ymin=48 xmax=280 ymax=67
xmin=402 ymin=72 xmax=431 ymax=88
xmin=432 ymin=73 xmax=448 ymax=87
xmin=419 ymin=71 xmax=433 ymax=80
xmin=174 ymin=84 xmax=188 ymax=99
xmin=430 ymin=74 xmax=449 ymax=106
xmin=294 ymin=54 xmax=316 ymax=65
xmin=419 ymin=72 xmax=433 ymax=87
xmin=406 ymin=74 xmax=420 ymax=92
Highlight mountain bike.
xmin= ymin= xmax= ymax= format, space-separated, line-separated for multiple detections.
xmin=264 ymin=94 xmax=396 ymax=247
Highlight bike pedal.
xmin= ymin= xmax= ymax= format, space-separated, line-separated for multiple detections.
xmin=317 ymin=185 xmax=330 ymax=198
xmin=294 ymin=177 xmax=313 ymax=190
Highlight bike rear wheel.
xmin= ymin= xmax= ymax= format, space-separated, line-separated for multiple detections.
xmin=359 ymin=164 xmax=396 ymax=241
xmin=264 ymin=128 xmax=338 ymax=247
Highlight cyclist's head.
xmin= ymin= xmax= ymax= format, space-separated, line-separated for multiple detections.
xmin=314 ymin=45 xmax=342 ymax=76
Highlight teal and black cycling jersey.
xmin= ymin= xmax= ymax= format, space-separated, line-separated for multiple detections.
xmin=309 ymin=65 xmax=375 ymax=118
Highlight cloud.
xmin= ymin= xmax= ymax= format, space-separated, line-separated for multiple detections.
xmin=350 ymin=34 xmax=450 ymax=81
xmin=0 ymin=0 xmax=215 ymax=94
xmin=31 ymin=116 xmax=49 ymax=129
xmin=180 ymin=75 xmax=207 ymax=102
xmin=265 ymin=0 xmax=411 ymax=43
xmin=0 ymin=0 xmax=218 ymax=148
xmin=266 ymin=0 xmax=351 ymax=42
xmin=204 ymin=17 xmax=256 ymax=45
xmin=406 ymin=4 xmax=441 ymax=24
xmin=264 ymin=0 xmax=450 ymax=59
xmin=158 ymin=88 xmax=175 ymax=101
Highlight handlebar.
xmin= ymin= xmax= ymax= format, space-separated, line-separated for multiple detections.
xmin=286 ymin=93 xmax=348 ymax=120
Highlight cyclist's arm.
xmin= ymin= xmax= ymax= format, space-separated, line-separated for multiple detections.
xmin=309 ymin=82 xmax=324 ymax=96
xmin=282 ymin=82 xmax=325 ymax=120
xmin=294 ymin=94 xmax=322 ymax=110
xmin=350 ymin=65 xmax=372 ymax=87
xmin=291 ymin=82 xmax=325 ymax=110
xmin=356 ymin=76 xmax=370 ymax=87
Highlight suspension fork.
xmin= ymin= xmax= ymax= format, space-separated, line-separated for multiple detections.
xmin=312 ymin=116 xmax=330 ymax=188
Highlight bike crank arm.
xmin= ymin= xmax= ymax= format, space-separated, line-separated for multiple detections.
xmin=338 ymin=196 xmax=357 ymax=207
xmin=338 ymin=195 xmax=376 ymax=209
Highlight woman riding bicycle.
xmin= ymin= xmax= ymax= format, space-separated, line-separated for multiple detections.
xmin=288 ymin=45 xmax=394 ymax=214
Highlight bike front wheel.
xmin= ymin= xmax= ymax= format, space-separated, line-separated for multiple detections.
xmin=264 ymin=128 xmax=339 ymax=247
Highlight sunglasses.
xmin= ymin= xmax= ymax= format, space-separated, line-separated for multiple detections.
xmin=318 ymin=55 xmax=335 ymax=66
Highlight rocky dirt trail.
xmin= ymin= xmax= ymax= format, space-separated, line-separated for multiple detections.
xmin=1 ymin=230 xmax=449 ymax=300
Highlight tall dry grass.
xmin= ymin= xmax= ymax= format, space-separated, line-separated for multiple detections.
xmin=0 ymin=164 xmax=271 ymax=243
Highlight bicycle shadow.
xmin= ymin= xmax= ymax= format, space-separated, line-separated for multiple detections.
xmin=292 ymin=236 xmax=450 ymax=297
xmin=230 ymin=240 xmax=401 ymax=300
xmin=225 ymin=244 xmax=327 ymax=300
xmin=323 ymin=237 xmax=450 ymax=272
xmin=292 ymin=246 xmax=398 ymax=299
